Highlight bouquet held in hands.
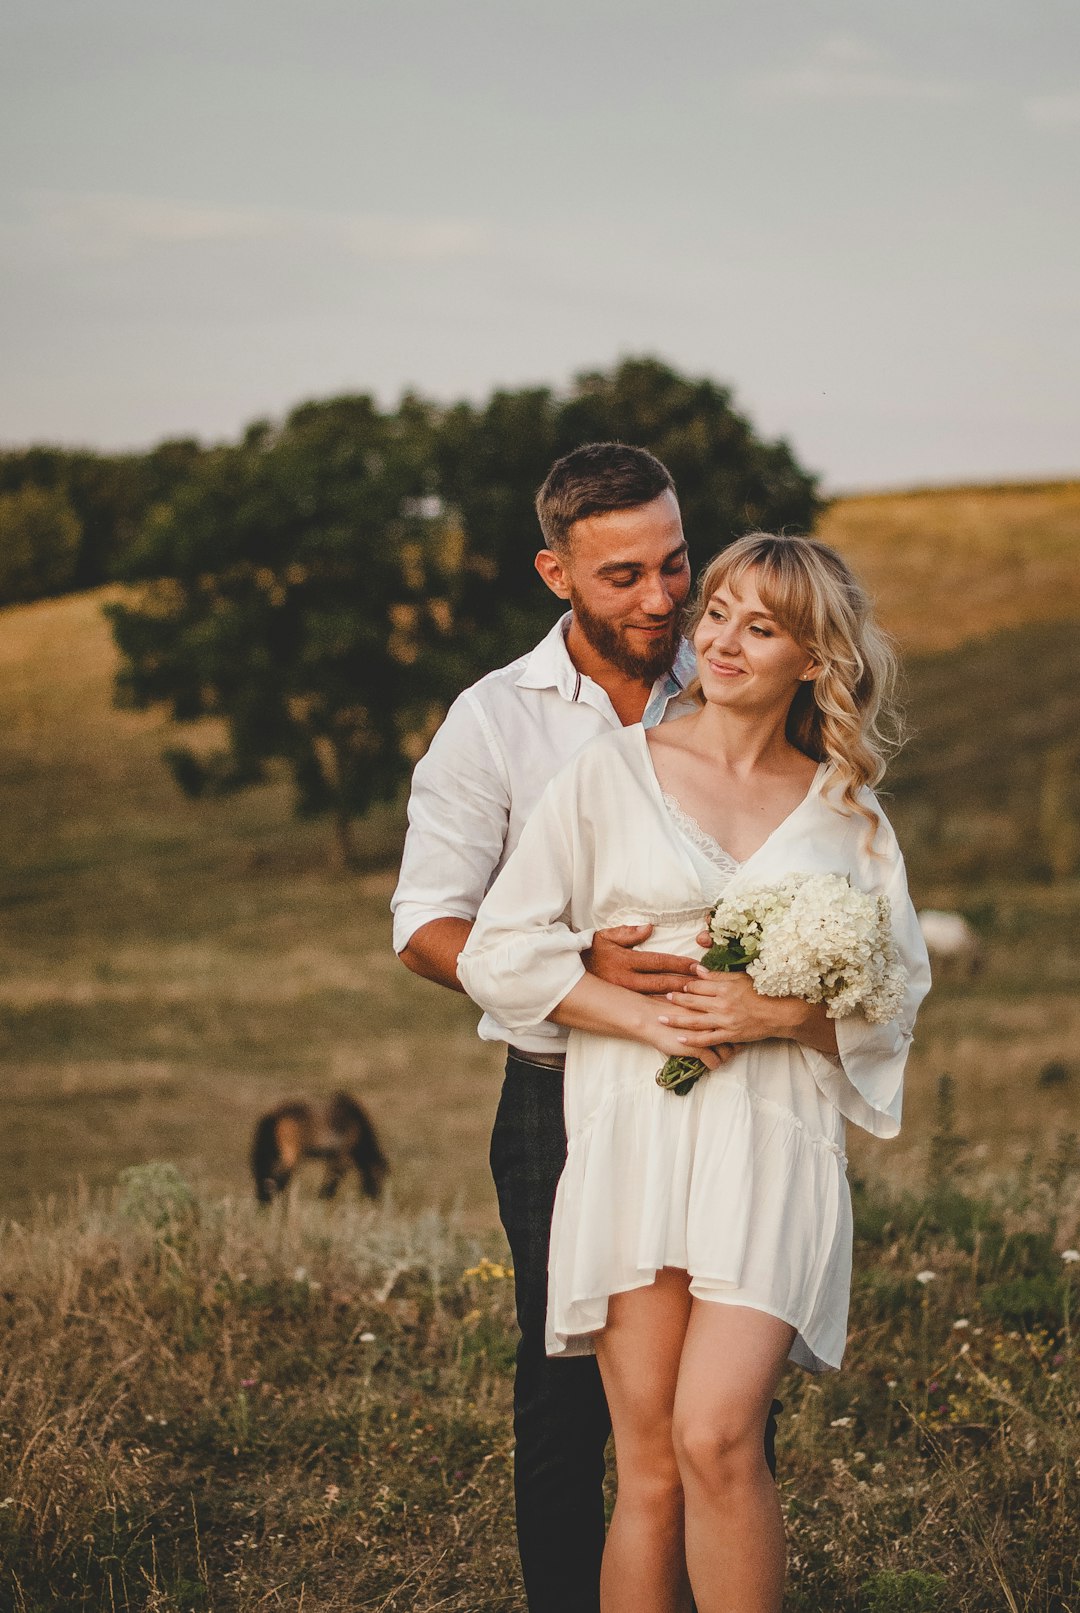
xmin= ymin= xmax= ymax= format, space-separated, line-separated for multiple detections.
xmin=657 ymin=871 xmax=908 ymax=1096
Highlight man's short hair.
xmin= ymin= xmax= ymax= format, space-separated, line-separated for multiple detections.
xmin=535 ymin=442 xmax=676 ymax=553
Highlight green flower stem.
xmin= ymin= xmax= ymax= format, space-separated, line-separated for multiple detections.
xmin=654 ymin=944 xmax=750 ymax=1098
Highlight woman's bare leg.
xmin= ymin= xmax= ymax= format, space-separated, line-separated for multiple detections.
xmin=672 ymin=1302 xmax=795 ymax=1613
xmin=593 ymin=1268 xmax=695 ymax=1613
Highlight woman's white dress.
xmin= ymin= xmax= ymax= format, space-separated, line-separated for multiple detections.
xmin=457 ymin=725 xmax=931 ymax=1373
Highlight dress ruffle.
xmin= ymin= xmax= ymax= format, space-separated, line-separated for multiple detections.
xmin=546 ymin=1041 xmax=853 ymax=1373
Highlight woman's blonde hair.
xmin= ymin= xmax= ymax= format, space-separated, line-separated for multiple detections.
xmin=687 ymin=533 xmax=902 ymax=832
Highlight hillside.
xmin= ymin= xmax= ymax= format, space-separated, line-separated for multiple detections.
xmin=1 ymin=481 xmax=1078 ymax=1215
xmin=816 ymin=479 xmax=1080 ymax=651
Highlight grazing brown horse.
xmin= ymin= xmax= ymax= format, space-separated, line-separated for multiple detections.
xmin=251 ymin=1091 xmax=388 ymax=1205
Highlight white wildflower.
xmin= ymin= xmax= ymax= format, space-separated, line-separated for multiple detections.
xmin=952 ymin=1317 xmax=970 ymax=1329
xmin=1062 ymin=1249 xmax=1080 ymax=1264
xmin=916 ymin=1270 xmax=937 ymax=1285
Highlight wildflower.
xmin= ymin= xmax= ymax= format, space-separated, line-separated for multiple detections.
xmin=915 ymin=1270 xmax=937 ymax=1285
xmin=293 ymin=1266 xmax=308 ymax=1283
xmin=240 ymin=1378 xmax=257 ymax=1389
xmin=463 ymin=1257 xmax=513 ymax=1281
xmin=1061 ymin=1249 xmax=1080 ymax=1264
xmin=830 ymin=1416 xmax=853 ymax=1428
xmin=952 ymin=1317 xmax=969 ymax=1329
xmin=886 ymin=1379 xmax=898 ymax=1389
xmin=959 ymin=1342 xmax=970 ymax=1355
xmin=359 ymin=1332 xmax=376 ymax=1344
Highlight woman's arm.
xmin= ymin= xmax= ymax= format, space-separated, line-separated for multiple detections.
xmin=551 ymin=972 xmax=731 ymax=1069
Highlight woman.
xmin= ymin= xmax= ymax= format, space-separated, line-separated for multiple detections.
xmin=458 ymin=534 xmax=931 ymax=1613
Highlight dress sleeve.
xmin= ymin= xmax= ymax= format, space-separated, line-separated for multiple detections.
xmin=807 ymin=813 xmax=932 ymax=1139
xmin=456 ymin=765 xmax=595 ymax=1035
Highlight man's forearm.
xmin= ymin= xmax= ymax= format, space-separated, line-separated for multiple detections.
xmin=398 ymin=917 xmax=474 ymax=993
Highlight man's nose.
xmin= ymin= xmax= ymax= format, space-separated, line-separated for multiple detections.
xmin=641 ymin=573 xmax=676 ymax=616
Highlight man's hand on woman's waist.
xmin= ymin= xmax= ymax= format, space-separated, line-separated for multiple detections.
xmin=583 ymin=923 xmax=699 ymax=996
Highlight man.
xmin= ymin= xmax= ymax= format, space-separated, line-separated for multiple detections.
xmin=391 ymin=443 xmax=769 ymax=1612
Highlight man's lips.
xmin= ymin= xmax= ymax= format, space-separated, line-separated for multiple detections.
xmin=626 ymin=621 xmax=675 ymax=635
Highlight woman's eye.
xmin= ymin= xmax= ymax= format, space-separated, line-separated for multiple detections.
xmin=750 ymin=626 xmax=772 ymax=637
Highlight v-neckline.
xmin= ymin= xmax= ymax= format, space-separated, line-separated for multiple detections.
xmin=634 ymin=724 xmax=828 ymax=878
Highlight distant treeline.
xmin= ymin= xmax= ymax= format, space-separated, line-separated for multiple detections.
xmin=5 ymin=358 xmax=820 ymax=863
xmin=0 ymin=439 xmax=203 ymax=606
xmin=0 ymin=357 xmax=818 ymax=612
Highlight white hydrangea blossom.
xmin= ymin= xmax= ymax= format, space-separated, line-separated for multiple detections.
xmin=707 ymin=872 xmax=907 ymax=1024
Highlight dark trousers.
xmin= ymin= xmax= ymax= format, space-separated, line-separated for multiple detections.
xmin=490 ymin=1051 xmax=779 ymax=1613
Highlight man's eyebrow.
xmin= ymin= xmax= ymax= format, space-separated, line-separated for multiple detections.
xmin=595 ymin=543 xmax=688 ymax=578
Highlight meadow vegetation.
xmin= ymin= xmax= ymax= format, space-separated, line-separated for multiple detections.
xmin=1 ymin=1119 xmax=1077 ymax=1611
xmin=1 ymin=478 xmax=1078 ymax=1607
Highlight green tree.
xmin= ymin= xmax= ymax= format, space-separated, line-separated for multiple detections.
xmin=107 ymin=395 xmax=467 ymax=868
xmin=107 ymin=359 xmax=820 ymax=864
xmin=0 ymin=439 xmax=204 ymax=596
xmin=434 ymin=357 xmax=821 ymax=662
xmin=0 ymin=484 xmax=82 ymax=604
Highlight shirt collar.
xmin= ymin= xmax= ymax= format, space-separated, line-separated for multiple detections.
xmin=515 ymin=611 xmax=698 ymax=706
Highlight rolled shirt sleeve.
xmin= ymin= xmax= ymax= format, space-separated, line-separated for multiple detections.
xmin=457 ymin=771 xmax=595 ymax=1035
xmin=391 ymin=691 xmax=512 ymax=955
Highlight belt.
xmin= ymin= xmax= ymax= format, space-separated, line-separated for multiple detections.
xmin=508 ymin=1045 xmax=567 ymax=1070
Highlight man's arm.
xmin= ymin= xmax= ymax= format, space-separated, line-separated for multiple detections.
xmin=399 ymin=917 xmax=473 ymax=993
xmin=391 ymin=692 xmax=510 ymax=990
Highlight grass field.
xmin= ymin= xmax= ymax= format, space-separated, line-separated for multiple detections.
xmin=1 ymin=479 xmax=1078 ymax=1611
xmin=1 ymin=1156 xmax=1077 ymax=1610
xmin=1 ymin=477 xmax=1079 ymax=1219
xmin=816 ymin=479 xmax=1080 ymax=651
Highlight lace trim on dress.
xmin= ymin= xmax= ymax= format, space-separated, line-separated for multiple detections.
xmin=661 ymin=792 xmax=743 ymax=878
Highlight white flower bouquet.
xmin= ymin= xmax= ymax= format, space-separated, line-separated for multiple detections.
xmin=656 ymin=871 xmax=908 ymax=1096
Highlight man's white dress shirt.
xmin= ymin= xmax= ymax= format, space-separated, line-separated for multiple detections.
xmin=391 ymin=611 xmax=699 ymax=1054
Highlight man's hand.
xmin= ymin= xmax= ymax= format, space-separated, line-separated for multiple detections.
xmin=583 ymin=923 xmax=699 ymax=996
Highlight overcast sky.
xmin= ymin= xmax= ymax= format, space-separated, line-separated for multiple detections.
xmin=1 ymin=0 xmax=1078 ymax=489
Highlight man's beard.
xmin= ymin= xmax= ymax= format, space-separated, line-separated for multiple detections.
xmin=569 ymin=590 xmax=681 ymax=683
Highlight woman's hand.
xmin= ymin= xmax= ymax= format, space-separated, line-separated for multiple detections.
xmin=635 ymin=996 xmax=738 ymax=1070
xmin=659 ymin=969 xmax=812 ymax=1047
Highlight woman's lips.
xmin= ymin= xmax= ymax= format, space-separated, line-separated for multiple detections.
xmin=706 ymin=659 xmax=745 ymax=676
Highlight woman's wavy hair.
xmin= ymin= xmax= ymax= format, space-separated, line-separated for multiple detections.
xmin=686 ymin=533 xmax=903 ymax=835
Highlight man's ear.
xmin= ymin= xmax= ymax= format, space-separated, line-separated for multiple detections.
xmin=535 ymin=548 xmax=572 ymax=600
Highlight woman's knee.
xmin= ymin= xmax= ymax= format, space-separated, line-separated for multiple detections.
xmin=672 ymin=1408 xmax=765 ymax=1491
xmin=614 ymin=1437 xmax=684 ymax=1514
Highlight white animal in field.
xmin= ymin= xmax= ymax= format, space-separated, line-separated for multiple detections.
xmin=917 ymin=910 xmax=982 ymax=976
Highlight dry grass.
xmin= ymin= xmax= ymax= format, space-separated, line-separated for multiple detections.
xmin=0 ymin=590 xmax=502 ymax=1223
xmin=817 ymin=479 xmax=1080 ymax=651
xmin=1 ymin=1155 xmax=1076 ymax=1611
